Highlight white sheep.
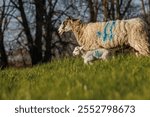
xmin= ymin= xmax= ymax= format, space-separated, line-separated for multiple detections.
xmin=59 ymin=17 xmax=150 ymax=56
xmin=73 ymin=46 xmax=110 ymax=64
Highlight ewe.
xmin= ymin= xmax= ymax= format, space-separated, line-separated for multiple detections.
xmin=58 ymin=17 xmax=150 ymax=56
xmin=73 ymin=46 xmax=110 ymax=64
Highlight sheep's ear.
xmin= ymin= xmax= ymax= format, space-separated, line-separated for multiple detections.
xmin=67 ymin=17 xmax=74 ymax=23
xmin=68 ymin=16 xmax=74 ymax=22
xmin=68 ymin=16 xmax=72 ymax=19
xmin=73 ymin=19 xmax=80 ymax=23
xmin=77 ymin=19 xmax=80 ymax=22
xmin=66 ymin=17 xmax=72 ymax=22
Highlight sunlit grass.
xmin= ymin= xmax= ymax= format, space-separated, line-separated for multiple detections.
xmin=0 ymin=55 xmax=150 ymax=100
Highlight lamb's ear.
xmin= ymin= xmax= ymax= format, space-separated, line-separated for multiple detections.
xmin=79 ymin=46 xmax=84 ymax=50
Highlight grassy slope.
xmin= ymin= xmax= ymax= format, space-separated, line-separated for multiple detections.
xmin=0 ymin=55 xmax=150 ymax=100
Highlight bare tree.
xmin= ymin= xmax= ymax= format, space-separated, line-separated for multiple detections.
xmin=119 ymin=0 xmax=133 ymax=19
xmin=116 ymin=0 xmax=120 ymax=19
xmin=9 ymin=0 xmax=69 ymax=63
xmin=141 ymin=0 xmax=146 ymax=16
xmin=10 ymin=0 xmax=36 ymax=64
xmin=88 ymin=0 xmax=99 ymax=22
xmin=149 ymin=0 xmax=150 ymax=12
xmin=42 ymin=0 xmax=53 ymax=62
xmin=102 ymin=0 xmax=108 ymax=21
xmin=102 ymin=0 xmax=133 ymax=21
xmin=0 ymin=0 xmax=14 ymax=68
xmin=9 ymin=0 xmax=49 ymax=64
xmin=111 ymin=0 xmax=115 ymax=20
xmin=34 ymin=0 xmax=45 ymax=62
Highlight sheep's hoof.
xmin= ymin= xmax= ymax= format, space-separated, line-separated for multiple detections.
xmin=135 ymin=52 xmax=140 ymax=57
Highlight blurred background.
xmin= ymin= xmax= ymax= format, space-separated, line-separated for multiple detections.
xmin=0 ymin=0 xmax=150 ymax=68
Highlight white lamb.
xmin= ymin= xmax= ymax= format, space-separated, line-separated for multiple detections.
xmin=73 ymin=46 xmax=110 ymax=64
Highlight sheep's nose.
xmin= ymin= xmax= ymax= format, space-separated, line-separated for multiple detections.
xmin=58 ymin=28 xmax=61 ymax=33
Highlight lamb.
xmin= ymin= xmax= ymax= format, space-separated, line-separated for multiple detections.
xmin=73 ymin=46 xmax=110 ymax=64
xmin=58 ymin=17 xmax=150 ymax=56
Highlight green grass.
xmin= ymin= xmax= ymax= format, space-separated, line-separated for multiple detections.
xmin=0 ymin=55 xmax=150 ymax=100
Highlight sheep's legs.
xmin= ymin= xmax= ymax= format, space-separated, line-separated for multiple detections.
xmin=128 ymin=30 xmax=150 ymax=56
xmin=129 ymin=41 xmax=150 ymax=56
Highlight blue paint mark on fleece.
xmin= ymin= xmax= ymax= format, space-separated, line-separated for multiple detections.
xmin=109 ymin=21 xmax=116 ymax=41
xmin=103 ymin=22 xmax=110 ymax=42
xmin=96 ymin=21 xmax=116 ymax=43
xmin=96 ymin=31 xmax=101 ymax=38
xmin=93 ymin=50 xmax=103 ymax=58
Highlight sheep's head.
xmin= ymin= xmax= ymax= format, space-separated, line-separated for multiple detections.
xmin=58 ymin=18 xmax=81 ymax=35
xmin=58 ymin=18 xmax=72 ymax=35
xmin=73 ymin=46 xmax=84 ymax=56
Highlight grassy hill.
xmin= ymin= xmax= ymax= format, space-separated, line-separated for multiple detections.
xmin=0 ymin=55 xmax=150 ymax=100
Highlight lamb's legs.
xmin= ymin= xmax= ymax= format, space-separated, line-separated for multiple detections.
xmin=84 ymin=60 xmax=88 ymax=64
xmin=84 ymin=58 xmax=93 ymax=65
xmin=88 ymin=62 xmax=93 ymax=65
xmin=101 ymin=50 xmax=110 ymax=60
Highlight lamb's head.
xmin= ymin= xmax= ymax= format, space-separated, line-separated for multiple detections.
xmin=58 ymin=18 xmax=81 ymax=35
xmin=73 ymin=46 xmax=84 ymax=56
